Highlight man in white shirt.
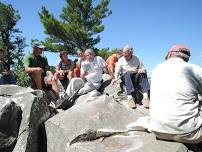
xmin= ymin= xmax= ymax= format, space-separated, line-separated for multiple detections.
xmin=65 ymin=48 xmax=106 ymax=97
xmin=113 ymin=45 xmax=150 ymax=109
xmin=150 ymin=44 xmax=202 ymax=144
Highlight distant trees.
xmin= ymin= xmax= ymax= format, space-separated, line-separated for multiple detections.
xmin=95 ymin=48 xmax=121 ymax=60
xmin=0 ymin=2 xmax=29 ymax=86
xmin=39 ymin=0 xmax=112 ymax=54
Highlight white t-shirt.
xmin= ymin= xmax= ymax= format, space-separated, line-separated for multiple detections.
xmin=150 ymin=57 xmax=202 ymax=134
xmin=81 ymin=56 xmax=106 ymax=83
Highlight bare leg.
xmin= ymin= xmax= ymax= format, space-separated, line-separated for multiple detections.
xmin=51 ymin=78 xmax=59 ymax=93
xmin=32 ymin=71 xmax=43 ymax=90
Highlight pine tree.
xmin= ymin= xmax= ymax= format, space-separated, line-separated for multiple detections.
xmin=0 ymin=2 xmax=29 ymax=86
xmin=0 ymin=2 xmax=26 ymax=70
xmin=39 ymin=0 xmax=111 ymax=54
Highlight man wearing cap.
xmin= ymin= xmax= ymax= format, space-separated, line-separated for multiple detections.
xmin=112 ymin=45 xmax=150 ymax=109
xmin=0 ymin=48 xmax=16 ymax=85
xmin=150 ymin=44 xmax=202 ymax=144
xmin=24 ymin=41 xmax=58 ymax=92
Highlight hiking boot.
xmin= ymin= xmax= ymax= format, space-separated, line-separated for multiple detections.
xmin=55 ymin=95 xmax=70 ymax=109
xmin=142 ymin=98 xmax=150 ymax=108
xmin=127 ymin=98 xmax=137 ymax=109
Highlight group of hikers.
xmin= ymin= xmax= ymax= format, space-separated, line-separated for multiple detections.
xmin=1 ymin=41 xmax=202 ymax=148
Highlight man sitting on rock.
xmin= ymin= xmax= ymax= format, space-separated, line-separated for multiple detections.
xmin=112 ymin=45 xmax=150 ymax=109
xmin=66 ymin=48 xmax=106 ymax=97
xmin=150 ymin=44 xmax=202 ymax=146
xmin=24 ymin=41 xmax=59 ymax=93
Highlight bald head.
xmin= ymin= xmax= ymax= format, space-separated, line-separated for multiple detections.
xmin=85 ymin=48 xmax=95 ymax=62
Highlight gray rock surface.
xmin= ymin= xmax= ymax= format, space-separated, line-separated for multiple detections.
xmin=0 ymin=85 xmax=50 ymax=152
xmin=0 ymin=101 xmax=22 ymax=152
xmin=0 ymin=84 xmax=194 ymax=152
xmin=67 ymin=133 xmax=188 ymax=152
xmin=45 ymin=93 xmax=187 ymax=152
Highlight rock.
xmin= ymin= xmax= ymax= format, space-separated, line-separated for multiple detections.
xmin=102 ymin=81 xmax=122 ymax=99
xmin=0 ymin=85 xmax=33 ymax=96
xmin=0 ymin=85 xmax=50 ymax=152
xmin=67 ymin=133 xmax=188 ymax=152
xmin=46 ymin=95 xmax=143 ymax=152
xmin=75 ymin=90 xmax=101 ymax=105
xmin=0 ymin=100 xmax=22 ymax=152
xmin=0 ymin=85 xmax=194 ymax=152
xmin=45 ymin=93 xmax=188 ymax=152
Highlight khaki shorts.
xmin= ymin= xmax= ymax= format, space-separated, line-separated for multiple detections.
xmin=153 ymin=126 xmax=202 ymax=144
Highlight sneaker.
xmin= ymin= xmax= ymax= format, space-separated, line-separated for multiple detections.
xmin=127 ymin=98 xmax=137 ymax=109
xmin=142 ymin=98 xmax=150 ymax=108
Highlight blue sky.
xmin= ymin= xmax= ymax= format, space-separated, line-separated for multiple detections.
xmin=2 ymin=0 xmax=202 ymax=75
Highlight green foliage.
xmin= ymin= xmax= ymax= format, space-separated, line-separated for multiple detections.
xmin=14 ymin=65 xmax=30 ymax=87
xmin=39 ymin=0 xmax=112 ymax=54
xmin=0 ymin=2 xmax=24 ymax=68
xmin=95 ymin=48 xmax=110 ymax=60
xmin=0 ymin=2 xmax=28 ymax=86
xmin=95 ymin=48 xmax=121 ymax=60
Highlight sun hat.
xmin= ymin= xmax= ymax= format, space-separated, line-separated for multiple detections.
xmin=31 ymin=41 xmax=45 ymax=49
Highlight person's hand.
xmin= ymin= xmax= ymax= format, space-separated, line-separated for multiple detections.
xmin=59 ymin=70 xmax=65 ymax=77
xmin=2 ymin=71 xmax=8 ymax=75
xmin=112 ymin=79 xmax=117 ymax=85
xmin=81 ymin=71 xmax=88 ymax=78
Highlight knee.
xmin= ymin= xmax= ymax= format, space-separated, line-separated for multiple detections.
xmin=125 ymin=71 xmax=132 ymax=75
xmin=124 ymin=71 xmax=135 ymax=79
xmin=138 ymin=73 xmax=148 ymax=79
xmin=32 ymin=71 xmax=42 ymax=78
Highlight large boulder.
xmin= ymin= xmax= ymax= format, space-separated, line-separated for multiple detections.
xmin=45 ymin=93 xmax=187 ymax=152
xmin=0 ymin=85 xmax=50 ymax=152
xmin=0 ymin=100 xmax=22 ymax=152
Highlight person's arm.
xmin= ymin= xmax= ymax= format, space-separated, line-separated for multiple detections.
xmin=55 ymin=62 xmax=61 ymax=73
xmin=114 ymin=59 xmax=122 ymax=80
xmin=194 ymin=65 xmax=202 ymax=96
xmin=68 ymin=60 xmax=74 ymax=80
xmin=24 ymin=56 xmax=44 ymax=74
xmin=80 ymin=62 xmax=88 ymax=80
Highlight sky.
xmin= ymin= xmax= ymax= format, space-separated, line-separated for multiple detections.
xmin=1 ymin=0 xmax=202 ymax=75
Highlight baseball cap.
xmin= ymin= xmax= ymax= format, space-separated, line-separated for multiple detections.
xmin=168 ymin=44 xmax=190 ymax=55
xmin=31 ymin=41 xmax=45 ymax=49
xmin=165 ymin=44 xmax=190 ymax=60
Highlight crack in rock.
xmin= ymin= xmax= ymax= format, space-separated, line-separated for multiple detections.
xmin=69 ymin=129 xmax=130 ymax=146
